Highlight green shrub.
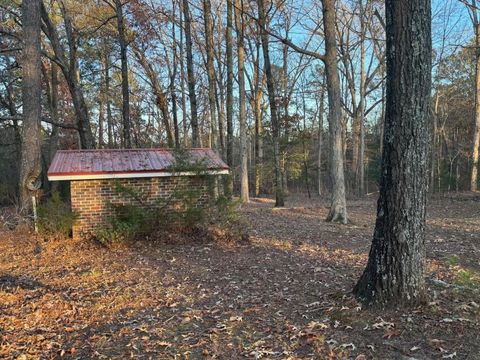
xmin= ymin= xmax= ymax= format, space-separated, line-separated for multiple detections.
xmin=96 ymin=181 xmax=243 ymax=245
xmin=95 ymin=148 xmax=244 ymax=245
xmin=95 ymin=203 xmax=157 ymax=245
xmin=37 ymin=192 xmax=77 ymax=237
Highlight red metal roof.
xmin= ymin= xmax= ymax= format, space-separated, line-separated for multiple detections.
xmin=48 ymin=148 xmax=229 ymax=180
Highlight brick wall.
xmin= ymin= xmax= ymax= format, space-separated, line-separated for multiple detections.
xmin=70 ymin=176 xmax=212 ymax=240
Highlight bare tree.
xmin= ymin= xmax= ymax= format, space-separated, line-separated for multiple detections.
xmin=322 ymin=0 xmax=348 ymax=223
xmin=110 ymin=0 xmax=132 ymax=148
xmin=40 ymin=1 xmax=95 ymax=149
xmin=132 ymin=45 xmax=175 ymax=147
xmin=234 ymin=0 xmax=249 ymax=202
xmin=257 ymin=0 xmax=284 ymax=206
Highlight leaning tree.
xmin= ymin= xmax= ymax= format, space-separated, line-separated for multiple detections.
xmin=354 ymin=0 xmax=432 ymax=305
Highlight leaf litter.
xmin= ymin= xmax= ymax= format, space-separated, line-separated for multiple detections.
xmin=0 ymin=194 xmax=479 ymax=359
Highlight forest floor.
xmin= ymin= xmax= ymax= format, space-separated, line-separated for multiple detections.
xmin=1 ymin=193 xmax=479 ymax=359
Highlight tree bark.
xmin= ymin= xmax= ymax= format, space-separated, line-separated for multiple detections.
xmin=225 ymin=0 xmax=234 ymax=195
xmin=354 ymin=0 xmax=431 ymax=306
xmin=357 ymin=2 xmax=366 ymax=196
xmin=258 ymin=0 xmax=284 ymax=207
xmin=113 ymin=0 xmax=131 ymax=148
xmin=104 ymin=52 xmax=114 ymax=148
xmin=215 ymin=3 xmax=226 ymax=155
xmin=323 ymin=0 xmax=347 ymax=223
xmin=170 ymin=0 xmax=180 ymax=147
xmin=179 ymin=1 xmax=188 ymax=147
xmin=235 ymin=0 xmax=249 ymax=202
xmin=182 ymin=0 xmax=200 ymax=147
xmin=253 ymin=43 xmax=264 ymax=197
xmin=203 ymin=0 xmax=218 ymax=149
xmin=472 ymin=22 xmax=480 ymax=191
xmin=19 ymin=0 xmax=42 ymax=213
xmin=317 ymin=79 xmax=325 ymax=196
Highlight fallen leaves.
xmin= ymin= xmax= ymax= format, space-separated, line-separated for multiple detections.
xmin=1 ymin=196 xmax=479 ymax=359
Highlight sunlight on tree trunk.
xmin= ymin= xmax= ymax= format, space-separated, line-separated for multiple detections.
xmin=323 ymin=0 xmax=348 ymax=224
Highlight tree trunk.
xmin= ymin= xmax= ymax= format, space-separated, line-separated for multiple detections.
xmin=225 ymin=0 xmax=234 ymax=195
xmin=254 ymin=46 xmax=264 ymax=197
xmin=40 ymin=2 xmax=95 ymax=149
xmin=19 ymin=0 xmax=42 ymax=213
xmin=179 ymin=1 xmax=188 ymax=147
xmin=235 ymin=0 xmax=249 ymax=202
xmin=258 ymin=0 xmax=284 ymax=207
xmin=215 ymin=3 xmax=226 ymax=155
xmin=98 ymin=59 xmax=105 ymax=149
xmin=323 ymin=0 xmax=347 ymax=223
xmin=169 ymin=1 xmax=180 ymax=148
xmin=318 ymin=79 xmax=325 ymax=196
xmin=357 ymin=4 xmax=366 ymax=196
xmin=104 ymin=52 xmax=114 ymax=148
xmin=354 ymin=0 xmax=431 ymax=306
xmin=471 ymin=23 xmax=480 ymax=191
xmin=379 ymin=75 xmax=385 ymax=155
xmin=203 ymin=0 xmax=218 ymax=149
xmin=114 ymin=0 xmax=131 ymax=148
xmin=431 ymin=92 xmax=439 ymax=192
xmin=182 ymin=0 xmax=200 ymax=147
xmin=132 ymin=46 xmax=175 ymax=147
xmin=42 ymin=60 xmax=60 ymax=161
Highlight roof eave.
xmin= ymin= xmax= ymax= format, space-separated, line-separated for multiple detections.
xmin=47 ymin=169 xmax=230 ymax=181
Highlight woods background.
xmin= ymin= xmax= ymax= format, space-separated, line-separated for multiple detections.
xmin=0 ymin=0 xmax=478 ymax=206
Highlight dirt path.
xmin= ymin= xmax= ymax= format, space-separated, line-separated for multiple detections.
xmin=0 ymin=195 xmax=479 ymax=359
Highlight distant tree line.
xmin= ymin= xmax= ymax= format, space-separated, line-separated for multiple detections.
xmin=0 ymin=0 xmax=478 ymax=214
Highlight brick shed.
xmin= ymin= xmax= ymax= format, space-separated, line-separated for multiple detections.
xmin=47 ymin=148 xmax=229 ymax=240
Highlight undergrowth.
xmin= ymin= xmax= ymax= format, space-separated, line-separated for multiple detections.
xmin=95 ymin=149 xmax=245 ymax=246
xmin=37 ymin=192 xmax=78 ymax=238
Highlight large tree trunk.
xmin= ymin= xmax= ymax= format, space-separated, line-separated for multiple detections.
xmin=114 ymin=0 xmax=131 ymax=148
xmin=258 ymin=0 xmax=284 ymax=207
xmin=19 ymin=0 xmax=42 ymax=213
xmin=354 ymin=0 xmax=431 ymax=306
xmin=182 ymin=0 xmax=200 ymax=147
xmin=234 ymin=0 xmax=249 ymax=202
xmin=323 ymin=0 xmax=347 ymax=223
